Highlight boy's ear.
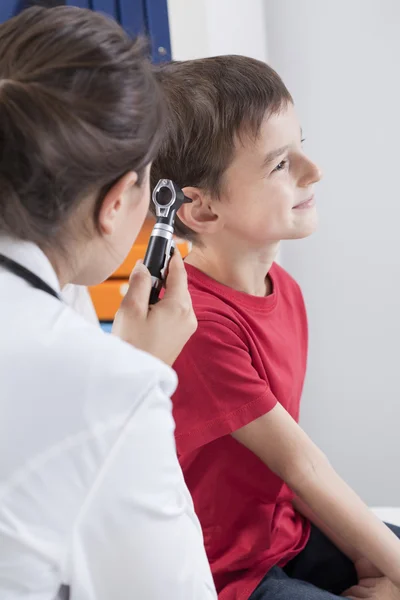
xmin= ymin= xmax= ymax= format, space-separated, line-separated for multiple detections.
xmin=178 ymin=186 xmax=221 ymax=235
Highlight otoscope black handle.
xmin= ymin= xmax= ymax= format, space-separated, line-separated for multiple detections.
xmin=143 ymin=223 xmax=174 ymax=304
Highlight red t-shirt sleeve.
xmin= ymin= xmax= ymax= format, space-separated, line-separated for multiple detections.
xmin=172 ymin=318 xmax=278 ymax=455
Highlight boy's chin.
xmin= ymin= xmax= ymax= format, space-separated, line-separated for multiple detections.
xmin=286 ymin=221 xmax=318 ymax=241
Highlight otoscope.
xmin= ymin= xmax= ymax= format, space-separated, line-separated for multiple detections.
xmin=143 ymin=179 xmax=192 ymax=305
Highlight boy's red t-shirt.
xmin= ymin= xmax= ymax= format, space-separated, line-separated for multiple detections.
xmin=172 ymin=263 xmax=310 ymax=600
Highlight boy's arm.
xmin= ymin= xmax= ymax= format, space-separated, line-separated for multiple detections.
xmin=232 ymin=402 xmax=400 ymax=588
xmin=292 ymin=496 xmax=383 ymax=580
xmin=292 ymin=495 xmax=361 ymax=561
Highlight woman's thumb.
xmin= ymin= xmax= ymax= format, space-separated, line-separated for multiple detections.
xmin=120 ymin=261 xmax=151 ymax=317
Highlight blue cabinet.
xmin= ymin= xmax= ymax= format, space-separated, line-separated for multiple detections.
xmin=2 ymin=0 xmax=171 ymax=63
xmin=118 ymin=0 xmax=146 ymax=39
xmin=142 ymin=0 xmax=171 ymax=62
xmin=0 ymin=1 xmax=16 ymax=21
xmin=65 ymin=0 xmax=90 ymax=8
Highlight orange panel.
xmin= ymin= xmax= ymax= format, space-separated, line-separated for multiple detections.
xmin=110 ymin=217 xmax=154 ymax=278
xmin=89 ymin=279 xmax=129 ymax=321
xmin=135 ymin=215 xmax=156 ymax=244
xmin=112 ymin=244 xmax=149 ymax=279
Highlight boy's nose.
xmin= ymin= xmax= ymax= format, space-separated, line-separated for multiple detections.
xmin=300 ymin=159 xmax=323 ymax=187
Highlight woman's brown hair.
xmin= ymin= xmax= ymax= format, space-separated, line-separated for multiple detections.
xmin=0 ymin=6 xmax=165 ymax=247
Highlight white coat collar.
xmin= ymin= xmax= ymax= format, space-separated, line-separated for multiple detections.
xmin=0 ymin=235 xmax=61 ymax=294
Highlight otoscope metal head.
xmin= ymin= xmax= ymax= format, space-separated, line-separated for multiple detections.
xmin=152 ymin=179 xmax=192 ymax=219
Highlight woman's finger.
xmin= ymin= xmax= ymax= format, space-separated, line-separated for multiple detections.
xmin=162 ymin=249 xmax=190 ymax=304
xmin=119 ymin=261 xmax=151 ymax=319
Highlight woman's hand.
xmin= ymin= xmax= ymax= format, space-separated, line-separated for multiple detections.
xmin=112 ymin=250 xmax=197 ymax=366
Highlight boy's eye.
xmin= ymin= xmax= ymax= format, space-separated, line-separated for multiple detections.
xmin=273 ymin=159 xmax=288 ymax=173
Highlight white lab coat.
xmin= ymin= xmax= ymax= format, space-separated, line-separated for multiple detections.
xmin=0 ymin=236 xmax=217 ymax=600
xmin=62 ymin=285 xmax=99 ymax=326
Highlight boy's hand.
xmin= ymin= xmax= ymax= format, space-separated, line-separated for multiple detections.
xmin=112 ymin=251 xmax=197 ymax=366
xmin=354 ymin=557 xmax=382 ymax=580
xmin=343 ymin=577 xmax=400 ymax=599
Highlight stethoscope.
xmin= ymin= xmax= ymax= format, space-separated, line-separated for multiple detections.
xmin=0 ymin=253 xmax=61 ymax=300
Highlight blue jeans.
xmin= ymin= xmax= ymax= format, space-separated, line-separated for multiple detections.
xmin=249 ymin=523 xmax=400 ymax=599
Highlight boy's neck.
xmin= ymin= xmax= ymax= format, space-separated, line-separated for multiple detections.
xmin=185 ymin=241 xmax=280 ymax=297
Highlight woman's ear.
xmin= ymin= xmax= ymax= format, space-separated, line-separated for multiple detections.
xmin=177 ymin=186 xmax=221 ymax=235
xmin=98 ymin=171 xmax=138 ymax=235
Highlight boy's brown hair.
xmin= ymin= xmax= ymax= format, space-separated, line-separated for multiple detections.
xmin=150 ymin=55 xmax=293 ymax=242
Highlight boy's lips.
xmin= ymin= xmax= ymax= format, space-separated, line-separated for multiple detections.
xmin=293 ymin=196 xmax=315 ymax=210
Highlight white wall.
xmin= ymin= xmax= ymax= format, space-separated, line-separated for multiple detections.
xmin=265 ymin=0 xmax=400 ymax=504
xmin=167 ymin=0 xmax=268 ymax=62
xmin=167 ymin=0 xmax=400 ymax=505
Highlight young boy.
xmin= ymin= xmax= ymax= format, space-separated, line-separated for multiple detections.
xmin=151 ymin=56 xmax=400 ymax=600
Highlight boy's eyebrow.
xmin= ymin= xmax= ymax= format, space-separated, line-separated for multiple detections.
xmin=262 ymin=145 xmax=290 ymax=167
